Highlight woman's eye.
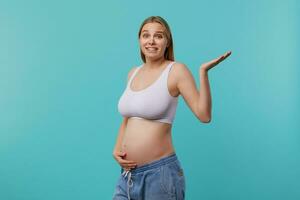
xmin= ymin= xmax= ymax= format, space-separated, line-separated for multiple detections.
xmin=141 ymin=34 xmax=163 ymax=39
xmin=142 ymin=34 xmax=149 ymax=38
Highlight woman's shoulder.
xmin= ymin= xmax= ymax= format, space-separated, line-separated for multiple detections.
xmin=127 ymin=65 xmax=140 ymax=82
xmin=170 ymin=61 xmax=195 ymax=83
xmin=173 ymin=61 xmax=187 ymax=69
xmin=172 ymin=61 xmax=190 ymax=75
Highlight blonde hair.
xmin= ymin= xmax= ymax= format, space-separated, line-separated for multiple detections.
xmin=138 ymin=16 xmax=174 ymax=63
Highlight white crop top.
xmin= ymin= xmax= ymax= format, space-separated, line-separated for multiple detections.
xmin=118 ymin=62 xmax=178 ymax=124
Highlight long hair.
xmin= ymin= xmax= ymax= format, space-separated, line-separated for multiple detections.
xmin=138 ymin=16 xmax=174 ymax=63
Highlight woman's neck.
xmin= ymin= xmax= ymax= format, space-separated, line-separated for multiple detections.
xmin=144 ymin=58 xmax=167 ymax=69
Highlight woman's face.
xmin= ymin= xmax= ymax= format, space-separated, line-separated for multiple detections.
xmin=139 ymin=22 xmax=169 ymax=61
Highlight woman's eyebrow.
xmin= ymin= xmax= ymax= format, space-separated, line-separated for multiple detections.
xmin=142 ymin=30 xmax=164 ymax=33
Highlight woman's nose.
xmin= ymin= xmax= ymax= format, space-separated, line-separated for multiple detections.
xmin=148 ymin=37 xmax=155 ymax=44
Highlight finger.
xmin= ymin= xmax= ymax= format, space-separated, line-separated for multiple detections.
xmin=114 ymin=152 xmax=127 ymax=161
xmin=123 ymin=167 xmax=131 ymax=171
xmin=122 ymin=165 xmax=136 ymax=171
xmin=121 ymin=161 xmax=137 ymax=168
xmin=123 ymin=164 xmax=137 ymax=170
xmin=214 ymin=56 xmax=224 ymax=64
xmin=113 ymin=152 xmax=125 ymax=160
xmin=120 ymin=159 xmax=137 ymax=165
xmin=126 ymin=163 xmax=138 ymax=168
xmin=121 ymin=161 xmax=137 ymax=166
xmin=123 ymin=165 xmax=137 ymax=169
xmin=223 ymin=51 xmax=232 ymax=58
xmin=219 ymin=51 xmax=231 ymax=59
xmin=115 ymin=155 xmax=135 ymax=164
xmin=115 ymin=151 xmax=126 ymax=157
xmin=217 ymin=52 xmax=231 ymax=63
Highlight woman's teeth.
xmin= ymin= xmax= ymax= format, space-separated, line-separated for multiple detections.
xmin=146 ymin=47 xmax=158 ymax=51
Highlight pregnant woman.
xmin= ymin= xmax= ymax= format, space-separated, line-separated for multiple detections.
xmin=112 ymin=16 xmax=231 ymax=200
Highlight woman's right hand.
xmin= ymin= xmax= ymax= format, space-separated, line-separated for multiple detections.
xmin=113 ymin=150 xmax=137 ymax=171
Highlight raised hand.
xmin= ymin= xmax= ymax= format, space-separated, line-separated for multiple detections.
xmin=200 ymin=51 xmax=232 ymax=72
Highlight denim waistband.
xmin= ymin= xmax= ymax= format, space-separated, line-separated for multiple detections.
xmin=121 ymin=153 xmax=177 ymax=175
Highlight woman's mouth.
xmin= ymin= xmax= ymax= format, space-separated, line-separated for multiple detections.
xmin=145 ymin=47 xmax=158 ymax=52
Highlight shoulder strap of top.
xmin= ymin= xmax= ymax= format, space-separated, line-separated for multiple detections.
xmin=127 ymin=66 xmax=141 ymax=86
xmin=167 ymin=61 xmax=176 ymax=72
xmin=161 ymin=61 xmax=176 ymax=79
xmin=127 ymin=62 xmax=175 ymax=87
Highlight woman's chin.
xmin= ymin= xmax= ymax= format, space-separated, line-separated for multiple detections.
xmin=144 ymin=54 xmax=163 ymax=60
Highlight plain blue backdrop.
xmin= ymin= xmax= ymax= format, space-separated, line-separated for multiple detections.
xmin=0 ymin=0 xmax=299 ymax=199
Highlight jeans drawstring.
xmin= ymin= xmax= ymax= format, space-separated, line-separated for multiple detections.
xmin=122 ymin=170 xmax=133 ymax=200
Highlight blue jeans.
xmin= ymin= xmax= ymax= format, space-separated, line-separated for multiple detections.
xmin=112 ymin=153 xmax=185 ymax=200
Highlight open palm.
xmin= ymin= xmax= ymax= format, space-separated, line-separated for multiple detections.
xmin=201 ymin=51 xmax=232 ymax=71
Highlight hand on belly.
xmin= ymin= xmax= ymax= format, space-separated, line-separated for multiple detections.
xmin=121 ymin=129 xmax=174 ymax=166
xmin=121 ymin=118 xmax=175 ymax=166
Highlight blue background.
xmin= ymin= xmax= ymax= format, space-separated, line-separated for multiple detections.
xmin=0 ymin=0 xmax=299 ymax=199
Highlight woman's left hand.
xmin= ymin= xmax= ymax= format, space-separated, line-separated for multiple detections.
xmin=200 ymin=51 xmax=232 ymax=72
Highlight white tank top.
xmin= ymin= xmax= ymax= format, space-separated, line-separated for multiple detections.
xmin=118 ymin=62 xmax=178 ymax=124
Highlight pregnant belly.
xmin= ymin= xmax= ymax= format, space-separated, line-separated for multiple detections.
xmin=121 ymin=118 xmax=175 ymax=166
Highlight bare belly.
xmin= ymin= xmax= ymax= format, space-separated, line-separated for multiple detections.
xmin=121 ymin=118 xmax=175 ymax=166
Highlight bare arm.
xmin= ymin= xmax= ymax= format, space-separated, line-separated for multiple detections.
xmin=112 ymin=66 xmax=138 ymax=171
xmin=199 ymin=69 xmax=212 ymax=122
xmin=176 ymin=63 xmax=211 ymax=123
xmin=113 ymin=117 xmax=128 ymax=153
xmin=113 ymin=66 xmax=137 ymax=152
xmin=112 ymin=117 xmax=137 ymax=171
xmin=176 ymin=51 xmax=231 ymax=123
